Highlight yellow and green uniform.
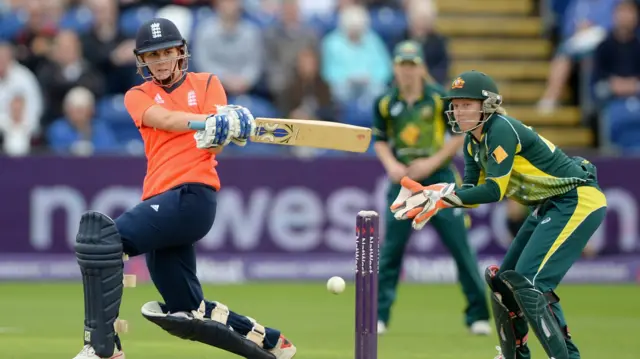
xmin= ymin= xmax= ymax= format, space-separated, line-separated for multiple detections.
xmin=372 ymin=82 xmax=489 ymax=327
xmin=458 ymin=113 xmax=607 ymax=359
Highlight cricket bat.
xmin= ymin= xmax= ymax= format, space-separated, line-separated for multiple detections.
xmin=188 ymin=118 xmax=372 ymax=153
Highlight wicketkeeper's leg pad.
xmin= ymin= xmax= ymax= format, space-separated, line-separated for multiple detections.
xmin=485 ymin=266 xmax=527 ymax=359
xmin=499 ymin=270 xmax=570 ymax=359
xmin=141 ymin=301 xmax=275 ymax=359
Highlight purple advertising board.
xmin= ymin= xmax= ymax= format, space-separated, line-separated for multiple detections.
xmin=1 ymin=155 xmax=639 ymax=283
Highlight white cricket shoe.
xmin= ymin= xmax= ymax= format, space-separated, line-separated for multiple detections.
xmin=72 ymin=344 xmax=124 ymax=359
xmin=377 ymin=320 xmax=387 ymax=335
xmin=269 ymin=335 xmax=296 ymax=359
xmin=470 ymin=320 xmax=492 ymax=336
xmin=493 ymin=345 xmax=504 ymax=359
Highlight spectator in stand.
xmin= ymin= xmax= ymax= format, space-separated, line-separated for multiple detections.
xmin=12 ymin=0 xmax=64 ymax=72
xmin=297 ymin=0 xmax=338 ymax=19
xmin=192 ymin=0 xmax=264 ymax=97
xmin=321 ymin=3 xmax=391 ymax=104
xmin=363 ymin=0 xmax=402 ymax=8
xmin=37 ymin=29 xmax=105 ymax=128
xmin=391 ymin=0 xmax=448 ymax=85
xmin=47 ymin=86 xmax=119 ymax=156
xmin=537 ymin=0 xmax=621 ymax=114
xmin=277 ymin=45 xmax=334 ymax=122
xmin=0 ymin=41 xmax=43 ymax=156
xmin=264 ymin=0 xmax=318 ymax=100
xmin=81 ymin=0 xmax=138 ymax=95
xmin=593 ymin=0 xmax=640 ymax=151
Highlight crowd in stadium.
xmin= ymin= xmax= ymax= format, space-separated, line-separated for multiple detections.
xmin=0 ymin=0 xmax=639 ymax=157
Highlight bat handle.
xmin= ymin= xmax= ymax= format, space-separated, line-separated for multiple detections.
xmin=188 ymin=121 xmax=206 ymax=130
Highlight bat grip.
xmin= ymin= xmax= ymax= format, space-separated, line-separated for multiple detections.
xmin=188 ymin=121 xmax=206 ymax=130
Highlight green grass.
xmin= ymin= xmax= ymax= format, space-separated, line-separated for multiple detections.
xmin=0 ymin=282 xmax=638 ymax=358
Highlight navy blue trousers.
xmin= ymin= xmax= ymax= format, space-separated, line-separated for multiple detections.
xmin=114 ymin=183 xmax=280 ymax=349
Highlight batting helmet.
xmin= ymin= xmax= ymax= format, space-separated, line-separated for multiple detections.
xmin=133 ymin=18 xmax=190 ymax=86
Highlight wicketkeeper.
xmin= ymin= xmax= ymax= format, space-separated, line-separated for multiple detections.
xmin=391 ymin=70 xmax=607 ymax=359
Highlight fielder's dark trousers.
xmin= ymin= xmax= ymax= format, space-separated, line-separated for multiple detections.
xmin=496 ymin=184 xmax=607 ymax=359
xmin=115 ymin=183 xmax=280 ymax=349
xmin=378 ymin=169 xmax=490 ymax=327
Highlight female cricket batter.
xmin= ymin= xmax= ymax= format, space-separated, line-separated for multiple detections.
xmin=72 ymin=18 xmax=295 ymax=359
xmin=392 ymin=70 xmax=607 ymax=359
xmin=372 ymin=41 xmax=490 ymax=336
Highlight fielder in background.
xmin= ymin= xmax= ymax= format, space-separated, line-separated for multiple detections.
xmin=371 ymin=41 xmax=490 ymax=336
xmin=392 ymin=70 xmax=607 ymax=359
xmin=72 ymin=18 xmax=295 ymax=359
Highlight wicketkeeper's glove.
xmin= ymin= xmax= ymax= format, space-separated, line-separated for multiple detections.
xmin=389 ymin=177 xmax=463 ymax=230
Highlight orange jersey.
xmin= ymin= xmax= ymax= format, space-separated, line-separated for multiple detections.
xmin=123 ymin=72 xmax=226 ymax=200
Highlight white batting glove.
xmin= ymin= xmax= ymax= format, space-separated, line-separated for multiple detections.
xmin=194 ymin=113 xmax=234 ymax=149
xmin=216 ymin=105 xmax=256 ymax=147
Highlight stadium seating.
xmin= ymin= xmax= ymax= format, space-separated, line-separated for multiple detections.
xmin=2 ymin=0 xmax=611 ymax=156
xmin=434 ymin=0 xmax=590 ymax=147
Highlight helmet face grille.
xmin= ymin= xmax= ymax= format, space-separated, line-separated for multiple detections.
xmin=135 ymin=45 xmax=190 ymax=87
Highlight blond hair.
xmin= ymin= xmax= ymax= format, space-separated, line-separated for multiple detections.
xmin=494 ymin=106 xmax=508 ymax=115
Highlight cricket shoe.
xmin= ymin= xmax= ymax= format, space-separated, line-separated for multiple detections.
xmin=268 ymin=334 xmax=296 ymax=359
xmin=493 ymin=346 xmax=504 ymax=359
xmin=72 ymin=345 xmax=124 ymax=359
xmin=377 ymin=320 xmax=387 ymax=335
xmin=470 ymin=320 xmax=492 ymax=336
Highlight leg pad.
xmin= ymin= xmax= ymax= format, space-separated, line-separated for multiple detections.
xmin=141 ymin=301 xmax=275 ymax=359
xmin=500 ymin=270 xmax=569 ymax=359
xmin=485 ymin=266 xmax=525 ymax=359
xmin=75 ymin=211 xmax=124 ymax=358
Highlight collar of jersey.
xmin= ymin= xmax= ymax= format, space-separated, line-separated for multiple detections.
xmin=159 ymin=73 xmax=187 ymax=94
xmin=469 ymin=115 xmax=496 ymax=144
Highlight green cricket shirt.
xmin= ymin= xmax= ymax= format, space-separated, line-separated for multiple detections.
xmin=372 ymin=83 xmax=451 ymax=166
xmin=457 ymin=114 xmax=591 ymax=206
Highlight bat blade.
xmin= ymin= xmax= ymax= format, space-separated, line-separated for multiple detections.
xmin=251 ymin=118 xmax=372 ymax=153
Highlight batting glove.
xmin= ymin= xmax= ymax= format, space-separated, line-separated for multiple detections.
xmin=216 ymin=105 xmax=256 ymax=147
xmin=194 ymin=113 xmax=233 ymax=149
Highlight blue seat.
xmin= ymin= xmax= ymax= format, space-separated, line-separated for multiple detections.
xmin=0 ymin=11 xmax=26 ymax=41
xmin=96 ymin=95 xmax=141 ymax=144
xmin=244 ymin=8 xmax=277 ymax=29
xmin=228 ymin=94 xmax=281 ymax=118
xmin=59 ymin=6 xmax=94 ymax=34
xmin=119 ymin=6 xmax=157 ymax=38
xmin=340 ymin=99 xmax=374 ymax=128
xmin=369 ymin=7 xmax=407 ymax=48
xmin=604 ymin=98 xmax=640 ymax=152
xmin=306 ymin=13 xmax=337 ymax=37
xmin=193 ymin=6 xmax=214 ymax=22
xmin=97 ymin=95 xmax=130 ymax=124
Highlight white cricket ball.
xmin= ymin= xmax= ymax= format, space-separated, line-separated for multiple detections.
xmin=326 ymin=276 xmax=346 ymax=294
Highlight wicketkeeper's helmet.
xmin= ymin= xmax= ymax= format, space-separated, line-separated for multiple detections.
xmin=133 ymin=18 xmax=189 ymax=86
xmin=442 ymin=70 xmax=503 ymax=133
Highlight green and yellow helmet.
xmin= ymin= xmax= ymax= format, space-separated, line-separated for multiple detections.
xmin=442 ymin=70 xmax=503 ymax=133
